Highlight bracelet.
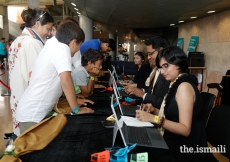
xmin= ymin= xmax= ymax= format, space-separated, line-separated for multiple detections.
xmin=71 ymin=106 xmax=80 ymax=115
xmin=153 ymin=115 xmax=159 ymax=124
xmin=158 ymin=117 xmax=165 ymax=128
xmin=90 ymin=76 xmax=95 ymax=81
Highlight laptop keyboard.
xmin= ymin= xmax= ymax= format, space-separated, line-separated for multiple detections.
xmin=127 ymin=127 xmax=152 ymax=146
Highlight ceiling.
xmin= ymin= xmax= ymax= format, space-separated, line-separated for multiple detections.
xmin=63 ymin=0 xmax=230 ymax=41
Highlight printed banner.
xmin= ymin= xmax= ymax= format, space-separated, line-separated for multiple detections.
xmin=186 ymin=36 xmax=199 ymax=56
xmin=177 ymin=38 xmax=184 ymax=49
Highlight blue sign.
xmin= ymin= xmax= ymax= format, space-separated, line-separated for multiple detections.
xmin=187 ymin=36 xmax=199 ymax=56
xmin=177 ymin=38 xmax=184 ymax=49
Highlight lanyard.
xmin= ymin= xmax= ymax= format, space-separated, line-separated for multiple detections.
xmin=26 ymin=28 xmax=44 ymax=45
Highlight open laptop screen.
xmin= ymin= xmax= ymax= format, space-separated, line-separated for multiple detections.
xmin=111 ymin=94 xmax=122 ymax=119
xmin=111 ymin=65 xmax=119 ymax=81
xmin=110 ymin=94 xmax=127 ymax=146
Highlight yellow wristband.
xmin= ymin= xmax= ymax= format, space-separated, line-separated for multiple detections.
xmin=153 ymin=115 xmax=159 ymax=124
xmin=90 ymin=76 xmax=95 ymax=81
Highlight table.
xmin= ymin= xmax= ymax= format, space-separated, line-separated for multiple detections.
xmin=20 ymin=90 xmax=114 ymax=162
xmin=19 ymin=84 xmax=172 ymax=162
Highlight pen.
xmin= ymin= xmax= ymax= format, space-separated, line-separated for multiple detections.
xmin=139 ymin=103 xmax=143 ymax=110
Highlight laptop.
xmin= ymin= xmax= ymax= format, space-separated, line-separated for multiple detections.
xmin=111 ymin=94 xmax=169 ymax=149
xmin=113 ymin=80 xmax=140 ymax=117
xmin=111 ymin=65 xmax=120 ymax=82
xmin=108 ymin=69 xmax=137 ymax=98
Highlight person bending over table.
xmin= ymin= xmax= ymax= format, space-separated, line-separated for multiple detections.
xmin=120 ymin=52 xmax=151 ymax=88
xmin=136 ymin=46 xmax=216 ymax=162
xmin=72 ymin=48 xmax=106 ymax=97
xmin=71 ymin=38 xmax=115 ymax=74
xmin=16 ymin=20 xmax=94 ymax=134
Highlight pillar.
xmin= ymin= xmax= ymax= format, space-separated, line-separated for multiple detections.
xmin=109 ymin=33 xmax=116 ymax=60
xmin=129 ymin=40 xmax=134 ymax=61
xmin=28 ymin=0 xmax=40 ymax=9
xmin=116 ymin=35 xmax=119 ymax=60
xmin=62 ymin=4 xmax=70 ymax=19
xmin=79 ymin=15 xmax=93 ymax=41
xmin=0 ymin=6 xmax=9 ymax=39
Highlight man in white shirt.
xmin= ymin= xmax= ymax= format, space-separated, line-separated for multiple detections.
xmin=16 ymin=20 xmax=94 ymax=134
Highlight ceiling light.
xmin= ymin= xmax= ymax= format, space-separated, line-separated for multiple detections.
xmin=71 ymin=3 xmax=76 ymax=6
xmin=77 ymin=12 xmax=80 ymax=14
xmin=170 ymin=24 xmax=175 ymax=26
xmin=190 ymin=17 xmax=197 ymax=19
xmin=179 ymin=21 xmax=184 ymax=23
xmin=207 ymin=11 xmax=215 ymax=13
xmin=74 ymin=8 xmax=78 ymax=11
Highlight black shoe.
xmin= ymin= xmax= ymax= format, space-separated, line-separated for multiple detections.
xmin=4 ymin=133 xmax=13 ymax=139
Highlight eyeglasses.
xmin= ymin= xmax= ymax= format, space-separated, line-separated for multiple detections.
xmin=159 ymin=63 xmax=169 ymax=71
xmin=147 ymin=50 xmax=156 ymax=56
xmin=36 ymin=11 xmax=46 ymax=21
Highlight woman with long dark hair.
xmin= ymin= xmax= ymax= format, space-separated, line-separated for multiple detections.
xmin=121 ymin=52 xmax=151 ymax=88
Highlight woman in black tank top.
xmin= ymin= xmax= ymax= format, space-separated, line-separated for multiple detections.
xmin=136 ymin=46 xmax=217 ymax=162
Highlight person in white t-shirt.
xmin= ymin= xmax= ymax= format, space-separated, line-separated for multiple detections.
xmin=16 ymin=20 xmax=94 ymax=134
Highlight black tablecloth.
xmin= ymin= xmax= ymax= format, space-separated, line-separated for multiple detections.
xmin=20 ymin=114 xmax=113 ymax=162
xmin=20 ymin=90 xmax=172 ymax=162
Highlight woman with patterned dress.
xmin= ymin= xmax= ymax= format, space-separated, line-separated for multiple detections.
xmin=8 ymin=8 xmax=53 ymax=136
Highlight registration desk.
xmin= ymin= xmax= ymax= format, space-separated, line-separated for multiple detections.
xmin=20 ymin=80 xmax=172 ymax=162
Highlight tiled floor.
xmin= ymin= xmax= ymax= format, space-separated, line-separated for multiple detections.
xmin=0 ymin=68 xmax=13 ymax=151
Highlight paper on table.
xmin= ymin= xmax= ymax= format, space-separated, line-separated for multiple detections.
xmin=121 ymin=116 xmax=154 ymax=127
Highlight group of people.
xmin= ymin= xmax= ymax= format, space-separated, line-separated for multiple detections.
xmin=0 ymin=37 xmax=14 ymax=69
xmin=121 ymin=35 xmax=216 ymax=161
xmin=7 ymin=8 xmax=116 ymax=136
xmin=2 ymin=7 xmax=216 ymax=162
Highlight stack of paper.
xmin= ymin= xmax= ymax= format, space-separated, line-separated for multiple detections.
xmin=121 ymin=116 xmax=154 ymax=127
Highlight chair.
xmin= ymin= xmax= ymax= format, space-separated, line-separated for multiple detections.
xmin=206 ymin=105 xmax=230 ymax=160
xmin=225 ymin=70 xmax=230 ymax=75
xmin=207 ymin=69 xmax=230 ymax=106
xmin=123 ymin=61 xmax=137 ymax=75
xmin=220 ymin=75 xmax=230 ymax=106
xmin=200 ymin=92 xmax=216 ymax=126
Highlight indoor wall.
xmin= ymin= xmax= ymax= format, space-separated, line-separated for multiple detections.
xmin=178 ymin=10 xmax=230 ymax=95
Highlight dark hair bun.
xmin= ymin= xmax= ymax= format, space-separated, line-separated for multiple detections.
xmin=21 ymin=8 xmax=37 ymax=28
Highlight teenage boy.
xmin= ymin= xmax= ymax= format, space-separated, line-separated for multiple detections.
xmin=16 ymin=20 xmax=94 ymax=134
xmin=72 ymin=48 xmax=105 ymax=97
xmin=72 ymin=38 xmax=115 ymax=68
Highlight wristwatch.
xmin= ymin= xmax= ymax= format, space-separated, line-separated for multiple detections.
xmin=90 ymin=76 xmax=95 ymax=81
